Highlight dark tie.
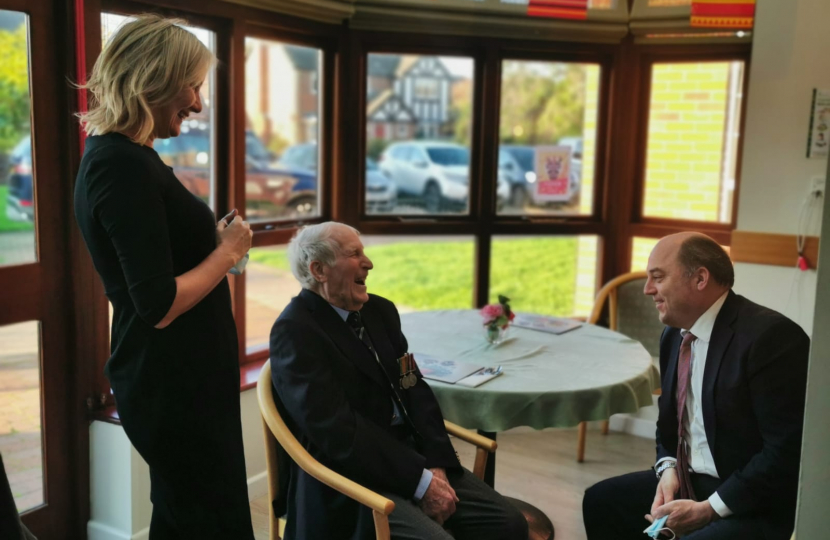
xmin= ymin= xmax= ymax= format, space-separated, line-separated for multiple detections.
xmin=676 ymin=331 xmax=697 ymax=501
xmin=346 ymin=311 xmax=422 ymax=439
xmin=346 ymin=311 xmax=375 ymax=353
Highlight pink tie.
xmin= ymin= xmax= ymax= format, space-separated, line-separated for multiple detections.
xmin=676 ymin=331 xmax=697 ymax=501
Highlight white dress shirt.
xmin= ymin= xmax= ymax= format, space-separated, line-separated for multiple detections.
xmin=657 ymin=291 xmax=733 ymax=517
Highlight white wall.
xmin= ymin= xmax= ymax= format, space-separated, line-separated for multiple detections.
xmin=796 ymin=156 xmax=830 ymax=538
xmin=613 ymin=0 xmax=830 ymax=438
xmin=733 ymin=0 xmax=830 ymax=331
xmin=731 ymin=5 xmax=830 ymax=532
xmin=88 ymin=389 xmax=268 ymax=540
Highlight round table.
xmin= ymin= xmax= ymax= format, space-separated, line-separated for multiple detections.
xmin=401 ymin=309 xmax=660 ymax=432
xmin=402 ymin=310 xmax=659 ymax=540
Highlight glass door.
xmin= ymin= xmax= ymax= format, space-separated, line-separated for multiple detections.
xmin=0 ymin=0 xmax=84 ymax=536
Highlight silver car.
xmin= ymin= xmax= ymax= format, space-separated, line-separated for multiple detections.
xmin=380 ymin=141 xmax=508 ymax=213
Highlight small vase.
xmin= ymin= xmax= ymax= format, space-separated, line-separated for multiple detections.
xmin=485 ymin=325 xmax=508 ymax=345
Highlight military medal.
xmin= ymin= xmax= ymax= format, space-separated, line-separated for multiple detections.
xmin=406 ymin=354 xmax=418 ymax=388
xmin=398 ymin=353 xmax=417 ymax=389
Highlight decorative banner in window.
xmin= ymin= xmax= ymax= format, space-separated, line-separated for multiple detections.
xmin=690 ymin=0 xmax=755 ymax=29
xmin=527 ymin=0 xmax=588 ymax=20
xmin=534 ymin=146 xmax=573 ymax=202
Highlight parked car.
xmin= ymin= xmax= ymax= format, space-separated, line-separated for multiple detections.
xmin=277 ymin=142 xmax=317 ymax=172
xmin=5 ymin=136 xmax=34 ymax=222
xmin=278 ymin=142 xmax=399 ymax=214
xmin=499 ymin=143 xmax=582 ymax=209
xmin=154 ymin=127 xmax=312 ymax=220
xmin=558 ymin=136 xmax=584 ymax=205
xmin=557 ymin=136 xmax=583 ymax=160
xmin=365 ymin=157 xmax=397 ymax=213
xmin=499 ymin=145 xmax=536 ymax=208
xmin=379 ymin=141 xmax=471 ymax=213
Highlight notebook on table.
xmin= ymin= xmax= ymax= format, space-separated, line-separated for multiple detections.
xmin=413 ymin=353 xmax=483 ymax=384
xmin=512 ymin=313 xmax=582 ymax=335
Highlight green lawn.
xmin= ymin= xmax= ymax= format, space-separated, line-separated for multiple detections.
xmin=0 ymin=186 xmax=34 ymax=233
xmin=490 ymin=237 xmax=578 ymax=316
xmin=250 ymin=237 xmax=579 ymax=316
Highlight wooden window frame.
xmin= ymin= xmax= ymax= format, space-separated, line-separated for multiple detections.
xmin=346 ymin=32 xmax=618 ymax=309
xmin=72 ymin=1 xmax=752 ymax=398
xmin=0 ymin=0 xmax=89 ymax=535
xmin=628 ymin=43 xmax=751 ymax=251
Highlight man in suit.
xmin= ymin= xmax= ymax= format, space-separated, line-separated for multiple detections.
xmin=582 ymin=232 xmax=809 ymax=540
xmin=269 ymin=222 xmax=527 ymax=540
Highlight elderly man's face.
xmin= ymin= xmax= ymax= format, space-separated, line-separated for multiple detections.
xmin=317 ymin=228 xmax=373 ymax=312
xmin=643 ymin=238 xmax=698 ymax=329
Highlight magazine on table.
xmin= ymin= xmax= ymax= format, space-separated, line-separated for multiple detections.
xmin=456 ymin=366 xmax=503 ymax=388
xmin=512 ymin=313 xmax=582 ymax=335
xmin=413 ymin=353 xmax=484 ymax=384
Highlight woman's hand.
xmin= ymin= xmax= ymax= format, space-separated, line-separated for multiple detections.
xmin=216 ymin=215 xmax=252 ymax=265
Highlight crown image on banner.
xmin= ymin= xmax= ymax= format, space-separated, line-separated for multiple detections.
xmin=527 ymin=0 xmax=588 ymax=20
xmin=691 ymin=0 xmax=756 ymax=29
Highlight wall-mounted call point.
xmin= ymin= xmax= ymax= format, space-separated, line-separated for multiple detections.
xmin=810 ymin=176 xmax=825 ymax=197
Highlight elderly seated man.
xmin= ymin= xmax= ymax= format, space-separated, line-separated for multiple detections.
xmin=269 ymin=221 xmax=527 ymax=540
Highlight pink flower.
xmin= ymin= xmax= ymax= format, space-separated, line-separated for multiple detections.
xmin=480 ymin=304 xmax=504 ymax=323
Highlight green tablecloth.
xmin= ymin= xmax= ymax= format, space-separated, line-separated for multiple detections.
xmin=401 ymin=310 xmax=660 ymax=432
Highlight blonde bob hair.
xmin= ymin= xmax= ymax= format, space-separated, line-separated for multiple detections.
xmin=78 ymin=14 xmax=215 ymax=145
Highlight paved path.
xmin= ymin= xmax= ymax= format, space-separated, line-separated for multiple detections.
xmin=0 ymin=230 xmax=35 ymax=267
xmin=0 ymin=321 xmax=43 ymax=512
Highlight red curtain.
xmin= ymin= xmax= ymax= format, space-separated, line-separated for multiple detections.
xmin=527 ymin=0 xmax=589 ymax=20
xmin=691 ymin=0 xmax=755 ymax=29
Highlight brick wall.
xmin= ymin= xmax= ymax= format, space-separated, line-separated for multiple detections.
xmin=574 ymin=65 xmax=601 ymax=316
xmin=643 ymin=62 xmax=731 ymax=222
xmin=631 ymin=237 xmax=660 ymax=272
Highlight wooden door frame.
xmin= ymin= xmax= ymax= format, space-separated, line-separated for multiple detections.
xmin=0 ymin=0 xmax=90 ymax=536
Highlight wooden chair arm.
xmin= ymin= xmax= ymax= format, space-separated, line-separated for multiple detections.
xmin=257 ymin=363 xmax=395 ymax=516
xmin=444 ymin=420 xmax=497 ymax=452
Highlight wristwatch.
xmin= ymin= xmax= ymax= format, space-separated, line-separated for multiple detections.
xmin=654 ymin=460 xmax=676 ymax=479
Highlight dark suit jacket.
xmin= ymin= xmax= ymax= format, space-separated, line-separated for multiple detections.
xmin=655 ymin=290 xmax=809 ymax=530
xmin=269 ymin=290 xmax=460 ymax=540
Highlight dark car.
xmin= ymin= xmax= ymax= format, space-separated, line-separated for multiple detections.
xmin=277 ymin=142 xmax=317 ymax=172
xmin=154 ymin=126 xmax=316 ymax=220
xmin=499 ymin=145 xmax=535 ymax=208
xmin=499 ymin=143 xmax=581 ymax=209
xmin=5 ymin=136 xmax=34 ymax=222
xmin=277 ymin=142 xmax=398 ymax=214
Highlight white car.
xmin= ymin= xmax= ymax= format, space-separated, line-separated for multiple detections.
xmin=380 ymin=141 xmax=508 ymax=213
xmin=379 ymin=141 xmax=471 ymax=213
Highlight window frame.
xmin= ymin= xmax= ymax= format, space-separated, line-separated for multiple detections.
xmin=74 ymin=0 xmax=752 ymax=381
xmin=241 ymin=26 xmax=337 ymax=232
xmin=0 ymin=0 xmax=89 ymax=534
xmin=624 ymin=44 xmax=751 ymax=268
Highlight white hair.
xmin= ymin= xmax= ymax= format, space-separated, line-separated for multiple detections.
xmin=287 ymin=222 xmax=359 ymax=289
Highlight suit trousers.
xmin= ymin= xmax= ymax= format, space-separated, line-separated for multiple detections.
xmin=383 ymin=468 xmax=528 ymax=540
xmin=582 ymin=470 xmax=786 ymax=540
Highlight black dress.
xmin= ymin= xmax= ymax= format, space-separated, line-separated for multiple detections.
xmin=74 ymin=133 xmax=254 ymax=538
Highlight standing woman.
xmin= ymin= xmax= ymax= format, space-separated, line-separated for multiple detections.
xmin=74 ymin=15 xmax=255 ymax=538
